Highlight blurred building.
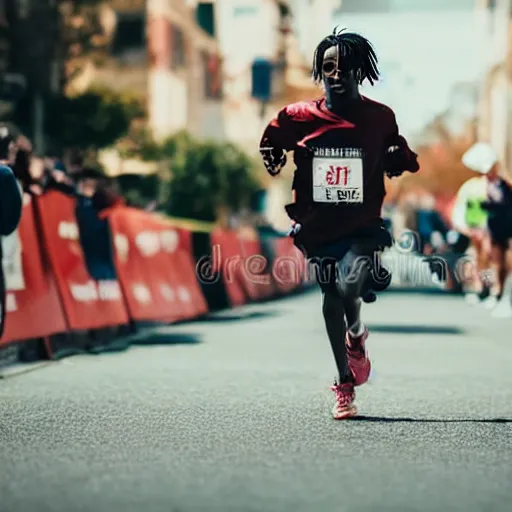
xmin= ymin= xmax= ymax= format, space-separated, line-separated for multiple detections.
xmin=146 ymin=0 xmax=223 ymax=141
xmin=69 ymin=0 xmax=223 ymax=143
xmin=209 ymin=0 xmax=288 ymax=147
xmin=476 ymin=0 xmax=512 ymax=176
xmin=66 ymin=0 xmax=225 ymax=174
xmin=196 ymin=0 xmax=317 ymax=230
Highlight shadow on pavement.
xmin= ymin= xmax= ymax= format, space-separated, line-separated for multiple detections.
xmin=130 ymin=332 xmax=202 ymax=346
xmin=195 ymin=310 xmax=281 ymax=324
xmin=353 ymin=416 xmax=511 ymax=423
xmin=384 ymin=287 xmax=456 ymax=296
xmin=367 ymin=324 xmax=464 ymax=335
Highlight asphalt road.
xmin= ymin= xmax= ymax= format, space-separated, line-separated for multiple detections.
xmin=1 ymin=289 xmax=512 ymax=512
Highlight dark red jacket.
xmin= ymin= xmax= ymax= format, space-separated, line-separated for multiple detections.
xmin=259 ymin=96 xmax=419 ymax=248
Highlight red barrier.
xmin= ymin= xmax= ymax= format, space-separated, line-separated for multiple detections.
xmin=108 ymin=207 xmax=207 ymax=323
xmin=172 ymin=227 xmax=208 ymax=319
xmin=238 ymin=235 xmax=275 ymax=300
xmin=272 ymin=237 xmax=306 ymax=294
xmin=1 ymin=194 xmax=67 ymax=344
xmin=2 ymin=189 xmax=309 ymax=354
xmin=36 ymin=191 xmax=129 ymax=330
xmin=211 ymin=228 xmax=246 ymax=307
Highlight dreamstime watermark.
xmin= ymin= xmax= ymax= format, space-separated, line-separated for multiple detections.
xmin=195 ymin=244 xmax=308 ymax=286
xmin=194 ymin=230 xmax=493 ymax=288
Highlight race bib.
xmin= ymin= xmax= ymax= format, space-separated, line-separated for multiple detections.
xmin=312 ymin=148 xmax=363 ymax=204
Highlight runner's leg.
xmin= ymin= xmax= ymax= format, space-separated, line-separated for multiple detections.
xmin=321 ymin=290 xmax=352 ymax=383
xmin=492 ymin=239 xmax=512 ymax=318
xmin=313 ymin=256 xmax=353 ymax=383
xmin=488 ymin=241 xmax=503 ymax=296
xmin=464 ymin=237 xmax=486 ymax=303
xmin=344 ymin=296 xmax=363 ymax=334
xmin=336 ymin=246 xmax=372 ymax=386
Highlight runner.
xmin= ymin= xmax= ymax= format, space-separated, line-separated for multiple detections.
xmin=451 ymin=148 xmax=492 ymax=305
xmin=456 ymin=142 xmax=512 ymax=311
xmin=472 ymin=143 xmax=512 ymax=317
xmin=259 ymin=28 xmax=419 ymax=419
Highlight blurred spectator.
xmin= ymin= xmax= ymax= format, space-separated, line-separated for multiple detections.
xmin=481 ymin=170 xmax=512 ymax=317
xmin=0 ymin=125 xmax=24 ymax=338
xmin=27 ymin=159 xmax=123 ymax=281
xmin=456 ymin=143 xmax=500 ymax=305
xmin=72 ymin=169 xmax=124 ymax=281
xmin=415 ymin=193 xmax=450 ymax=254
xmin=0 ymin=125 xmax=23 ymax=236
xmin=11 ymin=135 xmax=34 ymax=193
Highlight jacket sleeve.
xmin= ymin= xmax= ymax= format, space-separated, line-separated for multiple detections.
xmin=0 ymin=165 xmax=23 ymax=236
xmin=451 ymin=182 xmax=470 ymax=234
xmin=383 ymin=111 xmax=420 ymax=178
xmin=259 ymin=107 xmax=296 ymax=177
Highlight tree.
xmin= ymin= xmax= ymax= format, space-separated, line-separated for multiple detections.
xmin=164 ymin=137 xmax=260 ymax=222
xmin=59 ymin=0 xmax=109 ymax=87
xmin=5 ymin=0 xmax=107 ymax=150
xmin=118 ymin=129 xmax=261 ymax=222
xmin=116 ymin=173 xmax=160 ymax=209
xmin=45 ymin=85 xmax=142 ymax=153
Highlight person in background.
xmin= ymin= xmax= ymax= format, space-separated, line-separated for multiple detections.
xmin=11 ymin=133 xmax=34 ymax=193
xmin=452 ymin=143 xmax=493 ymax=305
xmin=480 ymin=152 xmax=512 ymax=318
xmin=0 ymin=126 xmax=23 ymax=236
xmin=73 ymin=169 xmax=124 ymax=281
xmin=415 ymin=193 xmax=450 ymax=255
xmin=0 ymin=125 xmax=23 ymax=338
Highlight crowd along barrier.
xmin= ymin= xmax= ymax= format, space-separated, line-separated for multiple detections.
xmin=0 ymin=189 xmax=312 ymax=364
xmin=107 ymin=206 xmax=207 ymax=324
xmin=36 ymin=190 xmax=130 ymax=331
xmin=1 ymin=194 xmax=67 ymax=345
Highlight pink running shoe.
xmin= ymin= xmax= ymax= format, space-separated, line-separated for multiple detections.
xmin=330 ymin=381 xmax=357 ymax=420
xmin=346 ymin=327 xmax=371 ymax=387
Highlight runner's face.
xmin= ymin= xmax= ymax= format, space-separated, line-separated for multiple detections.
xmin=321 ymin=45 xmax=358 ymax=96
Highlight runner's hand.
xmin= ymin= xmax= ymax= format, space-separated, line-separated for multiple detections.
xmin=288 ymin=222 xmax=301 ymax=237
xmin=384 ymin=145 xmax=406 ymax=178
xmin=470 ymin=228 xmax=485 ymax=242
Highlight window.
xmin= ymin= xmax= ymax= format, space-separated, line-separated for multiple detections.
xmin=170 ymin=24 xmax=186 ymax=70
xmin=196 ymin=3 xmax=215 ymax=37
xmin=202 ymin=51 xmax=221 ymax=99
xmin=112 ymin=14 xmax=145 ymax=56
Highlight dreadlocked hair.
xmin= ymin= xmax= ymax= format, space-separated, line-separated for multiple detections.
xmin=312 ymin=27 xmax=380 ymax=86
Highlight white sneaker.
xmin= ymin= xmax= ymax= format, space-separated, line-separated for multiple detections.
xmin=465 ymin=293 xmax=480 ymax=306
xmin=491 ymin=299 xmax=512 ymax=319
xmin=483 ymin=295 xmax=498 ymax=310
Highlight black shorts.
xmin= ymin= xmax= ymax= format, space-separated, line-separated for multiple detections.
xmin=305 ymin=224 xmax=393 ymax=297
xmin=488 ymin=218 xmax=512 ymax=249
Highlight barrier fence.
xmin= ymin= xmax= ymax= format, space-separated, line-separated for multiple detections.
xmin=0 ymin=190 xmax=312 ymax=362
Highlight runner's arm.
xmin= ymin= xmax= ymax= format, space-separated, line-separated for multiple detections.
xmin=383 ymin=112 xmax=420 ymax=178
xmin=451 ymin=183 xmax=472 ymax=238
xmin=259 ymin=108 xmax=296 ymax=177
xmin=0 ymin=165 xmax=23 ymax=236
